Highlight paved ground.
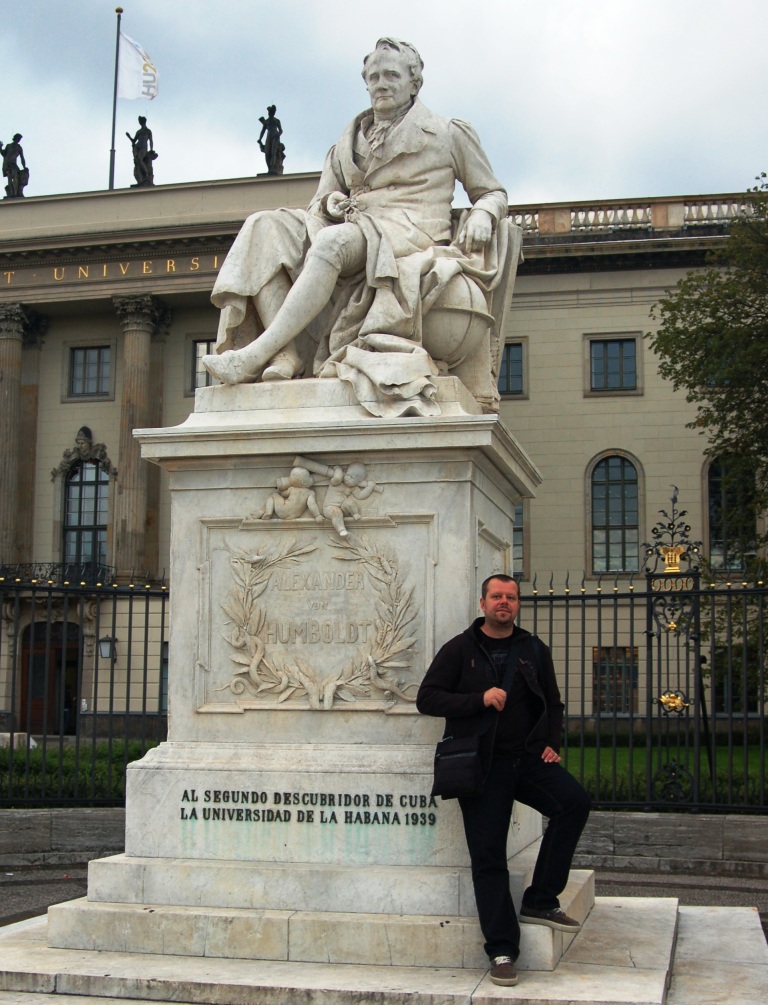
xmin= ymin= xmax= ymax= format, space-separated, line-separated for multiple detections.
xmin=0 ymin=867 xmax=88 ymax=927
xmin=1 ymin=864 xmax=767 ymax=940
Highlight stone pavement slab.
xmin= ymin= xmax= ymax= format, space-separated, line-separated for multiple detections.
xmin=665 ymin=906 xmax=768 ymax=1005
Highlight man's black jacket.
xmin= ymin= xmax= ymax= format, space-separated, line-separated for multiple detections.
xmin=416 ymin=619 xmax=565 ymax=762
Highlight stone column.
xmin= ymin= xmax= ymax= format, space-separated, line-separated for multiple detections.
xmin=112 ymin=295 xmax=167 ymax=580
xmin=0 ymin=304 xmax=44 ymax=564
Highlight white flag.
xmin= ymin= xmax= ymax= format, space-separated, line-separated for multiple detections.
xmin=117 ymin=31 xmax=158 ymax=100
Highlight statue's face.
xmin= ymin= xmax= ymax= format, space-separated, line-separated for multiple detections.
xmin=363 ymin=49 xmax=417 ymax=116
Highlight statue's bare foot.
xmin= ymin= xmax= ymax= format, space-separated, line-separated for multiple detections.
xmin=202 ymin=350 xmax=260 ymax=385
xmin=262 ymin=348 xmax=304 ymax=382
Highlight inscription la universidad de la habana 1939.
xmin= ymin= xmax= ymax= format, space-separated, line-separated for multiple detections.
xmin=179 ymin=788 xmax=438 ymax=827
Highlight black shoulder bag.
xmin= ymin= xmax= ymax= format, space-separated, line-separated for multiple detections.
xmin=430 ymin=637 xmax=526 ymax=800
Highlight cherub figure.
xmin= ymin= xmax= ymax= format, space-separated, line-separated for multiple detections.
xmin=322 ymin=462 xmax=378 ymax=537
xmin=253 ymin=466 xmax=323 ymax=522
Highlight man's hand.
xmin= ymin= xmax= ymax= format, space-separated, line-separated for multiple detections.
xmin=541 ymin=746 xmax=561 ymax=764
xmin=483 ymin=687 xmax=506 ymax=711
xmin=459 ymin=208 xmax=493 ymax=253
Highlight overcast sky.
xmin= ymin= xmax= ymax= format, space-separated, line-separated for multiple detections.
xmin=3 ymin=0 xmax=766 ymax=206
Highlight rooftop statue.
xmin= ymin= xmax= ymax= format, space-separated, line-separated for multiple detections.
xmin=1 ymin=133 xmax=29 ymax=198
xmin=258 ymin=105 xmax=285 ymax=175
xmin=204 ymin=38 xmax=521 ymax=416
xmin=126 ymin=116 xmax=157 ymax=187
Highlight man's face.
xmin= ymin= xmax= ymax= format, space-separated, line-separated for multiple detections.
xmin=480 ymin=579 xmax=520 ymax=632
xmin=363 ymin=50 xmax=417 ymax=116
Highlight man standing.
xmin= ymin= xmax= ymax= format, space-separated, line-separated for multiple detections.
xmin=417 ymin=574 xmax=590 ymax=987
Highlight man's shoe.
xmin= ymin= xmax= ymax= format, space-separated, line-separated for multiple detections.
xmin=519 ymin=905 xmax=582 ymax=932
xmin=489 ymin=955 xmax=518 ymax=986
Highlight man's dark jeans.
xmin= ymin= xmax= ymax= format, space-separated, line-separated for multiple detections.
xmin=459 ymin=752 xmax=591 ymax=961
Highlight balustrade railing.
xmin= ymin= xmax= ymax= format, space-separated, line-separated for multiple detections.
xmin=509 ymin=195 xmax=752 ymax=239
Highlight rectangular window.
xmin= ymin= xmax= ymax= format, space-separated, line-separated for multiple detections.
xmin=160 ymin=641 xmax=169 ymax=714
xmin=513 ymin=502 xmax=524 ymax=574
xmin=592 ymin=646 xmax=638 ymax=713
xmin=590 ymin=338 xmax=636 ymax=391
xmin=498 ymin=342 xmax=524 ymax=396
xmin=69 ymin=346 xmax=111 ymax=397
xmin=192 ymin=339 xmax=216 ymax=390
xmin=708 ymin=457 xmax=757 ymax=571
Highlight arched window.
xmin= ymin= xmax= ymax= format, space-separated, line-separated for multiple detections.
xmin=63 ymin=461 xmax=110 ymax=577
xmin=707 ymin=456 xmax=757 ymax=570
xmin=591 ymin=456 xmax=639 ymax=573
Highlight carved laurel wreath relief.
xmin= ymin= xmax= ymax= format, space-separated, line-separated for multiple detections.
xmin=213 ymin=459 xmax=419 ymax=711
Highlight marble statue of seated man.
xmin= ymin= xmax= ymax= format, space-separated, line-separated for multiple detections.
xmin=204 ymin=37 xmax=518 ymax=417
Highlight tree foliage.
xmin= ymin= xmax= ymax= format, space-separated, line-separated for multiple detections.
xmin=648 ymin=175 xmax=768 ymax=510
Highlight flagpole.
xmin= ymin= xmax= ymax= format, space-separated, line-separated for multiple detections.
xmin=108 ymin=7 xmax=123 ymax=190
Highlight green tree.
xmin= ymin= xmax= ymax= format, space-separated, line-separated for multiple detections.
xmin=648 ymin=176 xmax=768 ymax=518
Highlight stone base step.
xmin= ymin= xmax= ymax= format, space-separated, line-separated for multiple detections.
xmin=46 ymin=871 xmax=594 ymax=972
xmin=82 ymin=834 xmax=546 ymax=918
xmin=2 ymin=895 xmax=741 ymax=1005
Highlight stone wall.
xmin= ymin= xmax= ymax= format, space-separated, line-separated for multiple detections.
xmin=574 ymin=811 xmax=768 ymax=878
xmin=1 ymin=807 xmax=765 ymax=876
xmin=0 ymin=808 xmax=125 ymax=867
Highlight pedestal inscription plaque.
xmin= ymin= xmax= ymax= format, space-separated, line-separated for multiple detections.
xmin=198 ymin=519 xmax=430 ymax=713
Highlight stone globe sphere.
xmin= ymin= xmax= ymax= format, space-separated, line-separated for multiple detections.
xmin=421 ymin=273 xmax=494 ymax=368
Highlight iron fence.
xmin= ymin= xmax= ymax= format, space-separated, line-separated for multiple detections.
xmin=1 ymin=574 xmax=766 ymax=812
xmin=0 ymin=578 xmax=168 ymax=806
xmin=521 ymin=573 xmax=767 ymax=812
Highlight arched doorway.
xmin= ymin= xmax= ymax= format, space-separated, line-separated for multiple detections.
xmin=20 ymin=622 xmax=82 ymax=736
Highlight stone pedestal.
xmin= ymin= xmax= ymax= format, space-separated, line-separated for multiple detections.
xmin=48 ymin=377 xmax=594 ymax=971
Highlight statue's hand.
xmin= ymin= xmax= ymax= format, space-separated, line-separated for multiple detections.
xmin=326 ymin=191 xmax=355 ymax=220
xmin=459 ymin=209 xmax=494 ymax=253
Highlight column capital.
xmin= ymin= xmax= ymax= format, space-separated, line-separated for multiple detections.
xmin=0 ymin=303 xmax=47 ymax=346
xmin=112 ymin=295 xmax=171 ymax=338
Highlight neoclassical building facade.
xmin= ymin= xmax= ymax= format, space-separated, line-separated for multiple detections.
xmin=0 ymin=177 xmax=743 ymax=584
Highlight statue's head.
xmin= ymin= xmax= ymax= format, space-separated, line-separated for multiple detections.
xmin=138 ymin=116 xmax=147 ymax=126
xmin=343 ymin=462 xmax=368 ymax=487
xmin=268 ymin=105 xmax=276 ymax=115
xmin=362 ymin=38 xmax=424 ymax=96
xmin=75 ymin=426 xmax=93 ymax=458
xmin=12 ymin=133 xmax=22 ymax=143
